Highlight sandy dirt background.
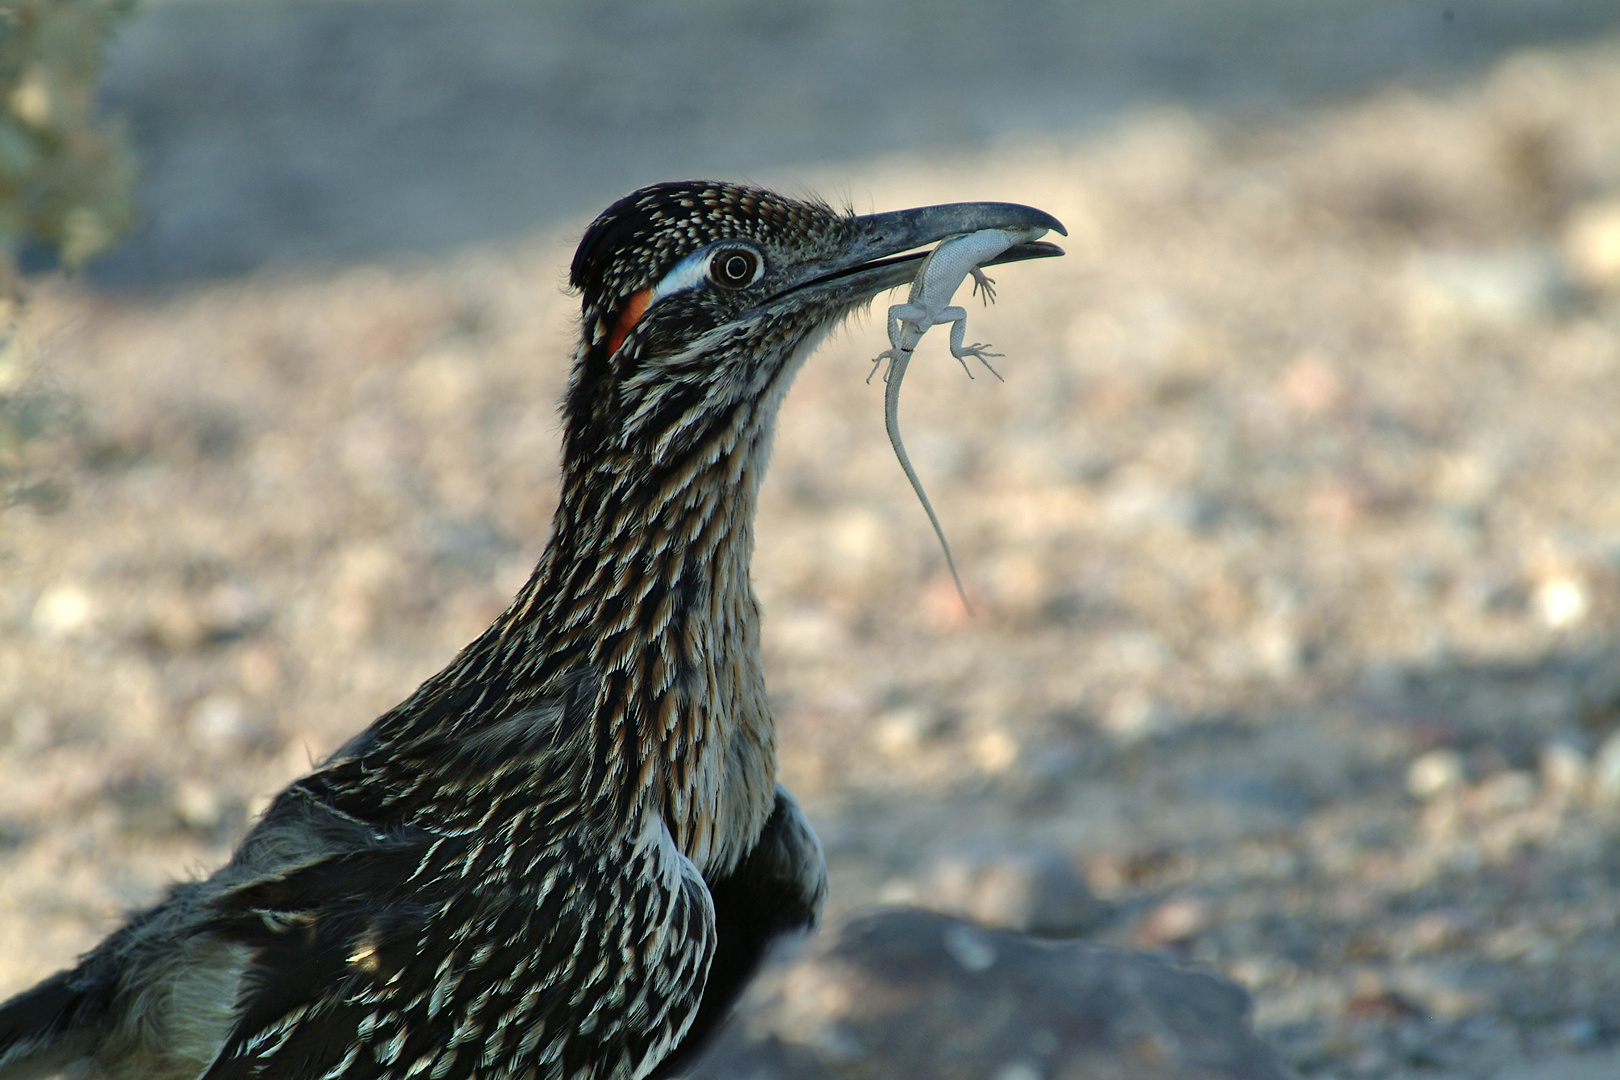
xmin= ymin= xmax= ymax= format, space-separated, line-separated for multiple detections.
xmin=5 ymin=2 xmax=1620 ymax=1078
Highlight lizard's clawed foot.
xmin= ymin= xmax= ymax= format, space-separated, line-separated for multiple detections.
xmin=952 ymin=344 xmax=1004 ymax=380
xmin=869 ymin=349 xmax=906 ymax=385
xmin=970 ymin=268 xmax=998 ymax=305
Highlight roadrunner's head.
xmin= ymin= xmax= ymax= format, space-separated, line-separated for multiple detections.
xmin=565 ymin=181 xmax=1064 ymax=466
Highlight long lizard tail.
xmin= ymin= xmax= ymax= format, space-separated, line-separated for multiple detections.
xmin=882 ymin=349 xmax=971 ymax=610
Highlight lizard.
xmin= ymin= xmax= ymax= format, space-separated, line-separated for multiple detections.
xmin=871 ymin=226 xmax=1048 ymax=607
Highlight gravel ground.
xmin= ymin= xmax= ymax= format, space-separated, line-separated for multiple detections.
xmin=5 ymin=9 xmax=1620 ymax=1080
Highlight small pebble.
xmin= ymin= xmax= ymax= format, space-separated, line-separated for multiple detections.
xmin=992 ymin=1063 xmax=1042 ymax=1080
xmin=1278 ymin=353 xmax=1345 ymax=416
xmin=942 ymin=924 xmax=997 ymax=973
xmin=973 ymin=729 xmax=1020 ymax=773
xmin=1252 ymin=619 xmax=1303 ymax=680
xmin=1101 ymin=689 xmax=1172 ymax=742
xmin=929 ymin=848 xmax=1102 ymax=937
xmin=1475 ymin=770 xmax=1537 ymax=811
xmin=173 ymin=779 xmax=223 ymax=831
xmin=1534 ymin=574 xmax=1590 ymax=629
xmin=1592 ymin=730 xmax=1620 ymax=802
xmin=1133 ymin=895 xmax=1211 ymax=949
xmin=1406 ymin=247 xmax=1564 ymax=324
xmin=1539 ymin=740 xmax=1589 ymax=797
xmin=31 ymin=582 xmax=96 ymax=640
xmin=1408 ymin=749 xmax=1466 ymax=800
xmin=872 ymin=706 xmax=941 ymax=757
xmin=189 ymin=694 xmax=250 ymax=749
xmin=1562 ymin=198 xmax=1620 ymax=290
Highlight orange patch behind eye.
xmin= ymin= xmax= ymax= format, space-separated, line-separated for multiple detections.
xmin=606 ymin=288 xmax=653 ymax=357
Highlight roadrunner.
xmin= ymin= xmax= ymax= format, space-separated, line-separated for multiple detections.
xmin=0 ymin=182 xmax=1064 ymax=1080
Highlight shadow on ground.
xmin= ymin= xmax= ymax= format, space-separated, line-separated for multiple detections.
xmin=91 ymin=0 xmax=1620 ymax=288
xmin=816 ymin=642 xmax=1620 ymax=1072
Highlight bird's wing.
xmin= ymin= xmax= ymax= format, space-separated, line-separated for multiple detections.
xmin=201 ymin=814 xmax=715 ymax=1080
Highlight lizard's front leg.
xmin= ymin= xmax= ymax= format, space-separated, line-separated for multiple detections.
xmin=969 ymin=267 xmax=997 ymax=305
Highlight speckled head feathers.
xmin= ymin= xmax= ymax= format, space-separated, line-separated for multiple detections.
xmin=570 ymin=181 xmax=838 ymax=318
xmin=561 ymin=182 xmax=854 ymax=463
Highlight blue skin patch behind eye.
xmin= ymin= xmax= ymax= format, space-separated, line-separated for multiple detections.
xmin=650 ymin=244 xmax=763 ymax=304
xmin=651 ymin=248 xmax=714 ymax=303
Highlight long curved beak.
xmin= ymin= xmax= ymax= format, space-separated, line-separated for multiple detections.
xmin=767 ymin=201 xmax=1067 ymax=310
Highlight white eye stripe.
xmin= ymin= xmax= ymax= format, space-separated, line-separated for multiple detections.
xmin=649 ymin=248 xmax=713 ymax=303
xmin=647 ymin=243 xmax=763 ymax=304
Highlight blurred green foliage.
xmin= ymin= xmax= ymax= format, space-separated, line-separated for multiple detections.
xmin=0 ymin=1 xmax=133 ymax=507
xmin=0 ymin=0 xmax=136 ymax=288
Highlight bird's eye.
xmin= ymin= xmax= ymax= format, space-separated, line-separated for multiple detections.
xmin=707 ymin=247 xmax=762 ymax=289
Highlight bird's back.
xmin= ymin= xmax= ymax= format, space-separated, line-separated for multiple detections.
xmin=2 ymin=682 xmax=715 ymax=1080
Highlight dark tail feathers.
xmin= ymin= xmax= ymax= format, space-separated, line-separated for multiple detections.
xmin=0 ymin=967 xmax=108 ymax=1080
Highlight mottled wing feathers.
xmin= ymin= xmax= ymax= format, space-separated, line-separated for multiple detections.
xmin=0 ymin=967 xmax=109 ymax=1080
xmin=200 ymin=832 xmax=437 ymax=1078
xmin=201 ymin=819 xmax=714 ymax=1080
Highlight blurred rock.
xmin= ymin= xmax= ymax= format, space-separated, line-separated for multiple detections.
xmin=1550 ymin=1015 xmax=1600 ymax=1052
xmin=1133 ymin=894 xmax=1213 ymax=950
xmin=237 ymin=644 xmax=283 ymax=696
xmin=1277 ymin=353 xmax=1345 ymax=417
xmin=769 ymin=607 xmax=850 ymax=659
xmin=188 ymin=693 xmax=251 ymax=751
xmin=172 ymin=778 xmax=224 ymax=832
xmin=1306 ymin=478 xmax=1377 ymax=531
xmin=689 ymin=907 xmax=1294 ymax=1080
xmin=1395 ymin=909 xmax=1472 ymax=957
xmin=1408 ymin=749 xmax=1466 ymax=801
xmin=871 ymin=705 xmax=946 ymax=757
xmin=1251 ymin=618 xmax=1305 ymax=681
xmin=1539 ymin=740 xmax=1589 ymax=799
xmin=328 ymin=542 xmax=406 ymax=643
xmin=1101 ymin=688 xmax=1174 ymax=742
xmin=1562 ymin=198 xmax=1620 ymax=291
xmin=1589 ymin=731 xmax=1620 ymax=802
xmin=140 ymin=581 xmax=268 ymax=652
xmin=1473 ymin=770 xmax=1537 ymax=812
xmin=1406 ymin=247 xmax=1569 ymax=325
xmin=1100 ymin=476 xmax=1205 ymax=534
xmin=31 ymin=581 xmax=96 ymax=640
xmin=1533 ymin=573 xmax=1591 ymax=630
xmin=1387 ymin=963 xmax=1486 ymax=1020
xmin=924 ymin=847 xmax=1105 ymax=937
xmin=971 ymin=729 xmax=1021 ymax=774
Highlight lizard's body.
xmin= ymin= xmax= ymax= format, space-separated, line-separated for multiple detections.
xmin=873 ymin=226 xmax=1046 ymax=602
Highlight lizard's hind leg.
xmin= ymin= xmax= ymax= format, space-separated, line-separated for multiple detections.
xmin=942 ymin=308 xmax=1005 ymax=380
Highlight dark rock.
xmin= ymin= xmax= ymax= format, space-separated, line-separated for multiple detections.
xmin=687 ymin=907 xmax=1295 ymax=1080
